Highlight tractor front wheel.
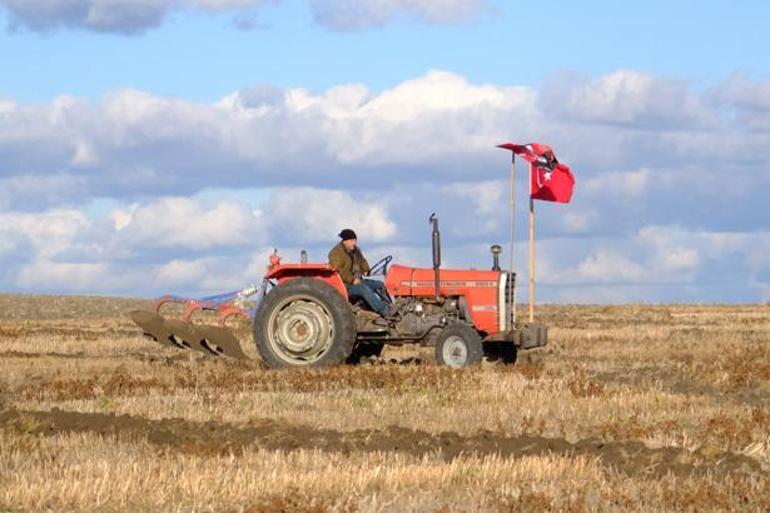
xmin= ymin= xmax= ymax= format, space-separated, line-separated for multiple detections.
xmin=254 ymin=278 xmax=356 ymax=368
xmin=434 ymin=323 xmax=483 ymax=368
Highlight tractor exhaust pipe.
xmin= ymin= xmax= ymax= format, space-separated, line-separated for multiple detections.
xmin=491 ymin=244 xmax=502 ymax=271
xmin=429 ymin=213 xmax=441 ymax=301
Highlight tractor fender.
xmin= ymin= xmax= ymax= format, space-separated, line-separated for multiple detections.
xmin=264 ymin=264 xmax=348 ymax=300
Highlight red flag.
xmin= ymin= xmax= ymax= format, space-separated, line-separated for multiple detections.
xmin=497 ymin=142 xmax=575 ymax=203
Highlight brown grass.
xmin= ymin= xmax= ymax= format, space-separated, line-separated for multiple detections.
xmin=0 ymin=296 xmax=769 ymax=512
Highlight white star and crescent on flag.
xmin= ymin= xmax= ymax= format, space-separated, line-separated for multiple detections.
xmin=496 ymin=141 xmax=575 ymax=203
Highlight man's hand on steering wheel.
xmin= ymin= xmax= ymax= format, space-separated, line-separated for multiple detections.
xmin=368 ymin=255 xmax=393 ymax=276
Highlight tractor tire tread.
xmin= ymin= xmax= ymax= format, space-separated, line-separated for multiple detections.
xmin=254 ymin=277 xmax=356 ymax=368
xmin=435 ymin=323 xmax=484 ymax=368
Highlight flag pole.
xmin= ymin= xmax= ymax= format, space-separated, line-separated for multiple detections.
xmin=529 ymin=182 xmax=535 ymax=323
xmin=509 ymin=153 xmax=517 ymax=325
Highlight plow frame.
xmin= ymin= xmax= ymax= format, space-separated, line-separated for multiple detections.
xmin=153 ymin=286 xmax=262 ymax=324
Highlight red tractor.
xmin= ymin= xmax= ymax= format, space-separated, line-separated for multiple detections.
xmin=131 ymin=214 xmax=547 ymax=368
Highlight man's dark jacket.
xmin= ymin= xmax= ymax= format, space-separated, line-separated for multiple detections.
xmin=328 ymin=242 xmax=370 ymax=285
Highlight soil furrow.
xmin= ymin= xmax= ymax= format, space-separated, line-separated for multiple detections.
xmin=0 ymin=407 xmax=763 ymax=479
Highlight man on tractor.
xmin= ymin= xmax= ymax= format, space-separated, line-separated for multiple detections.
xmin=328 ymin=229 xmax=394 ymax=317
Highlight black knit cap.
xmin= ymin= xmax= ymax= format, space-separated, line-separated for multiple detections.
xmin=338 ymin=228 xmax=357 ymax=241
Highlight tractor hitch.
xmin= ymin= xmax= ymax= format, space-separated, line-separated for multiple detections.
xmin=515 ymin=323 xmax=548 ymax=350
xmin=483 ymin=323 xmax=548 ymax=350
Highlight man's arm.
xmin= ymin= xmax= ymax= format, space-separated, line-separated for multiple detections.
xmin=329 ymin=246 xmax=354 ymax=284
xmin=359 ymin=250 xmax=371 ymax=276
xmin=328 ymin=247 xmax=342 ymax=271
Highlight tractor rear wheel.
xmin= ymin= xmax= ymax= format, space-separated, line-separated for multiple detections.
xmin=434 ymin=323 xmax=483 ymax=368
xmin=254 ymin=278 xmax=356 ymax=368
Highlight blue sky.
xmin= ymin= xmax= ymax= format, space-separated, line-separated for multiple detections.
xmin=3 ymin=1 xmax=768 ymax=102
xmin=0 ymin=0 xmax=769 ymax=302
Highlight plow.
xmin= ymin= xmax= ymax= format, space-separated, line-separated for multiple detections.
xmin=130 ymin=286 xmax=262 ymax=360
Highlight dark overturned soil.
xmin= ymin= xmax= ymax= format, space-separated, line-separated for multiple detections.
xmin=0 ymin=408 xmax=763 ymax=479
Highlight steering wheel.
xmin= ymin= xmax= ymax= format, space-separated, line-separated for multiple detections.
xmin=369 ymin=255 xmax=393 ymax=276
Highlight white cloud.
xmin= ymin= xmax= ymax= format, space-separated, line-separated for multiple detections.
xmin=0 ymin=0 xmax=490 ymax=34
xmin=110 ymin=197 xmax=264 ymax=249
xmin=0 ymin=0 xmax=275 ymax=34
xmin=583 ymin=168 xmax=652 ymax=199
xmin=712 ymin=75 xmax=770 ymax=112
xmin=559 ymin=225 xmax=763 ymax=295
xmin=7 ymin=67 xmax=766 ymax=218
xmin=5 ymin=68 xmax=766 ymax=211
xmin=155 ymin=258 xmax=210 ymax=287
xmin=442 ymin=180 xmax=503 ymax=214
xmin=711 ymin=75 xmax=770 ymax=131
xmin=0 ymin=187 xmax=400 ymax=294
xmin=1 ymin=69 xmax=770 ymax=301
xmin=0 ymin=174 xmax=87 ymax=210
xmin=560 ymin=210 xmax=598 ymax=233
xmin=15 ymin=260 xmax=119 ymax=291
xmin=0 ymin=71 xmax=529 ymax=203
xmin=218 ymin=69 xmax=534 ymax=167
xmin=636 ymin=225 xmax=701 ymax=275
xmin=576 ymin=250 xmax=647 ymax=283
xmin=0 ymin=209 xmax=91 ymax=258
xmin=311 ymin=0 xmax=493 ymax=31
xmin=540 ymin=70 xmax=715 ymax=129
xmin=442 ymin=180 xmax=504 ymax=234
xmin=266 ymin=188 xmax=397 ymax=243
xmin=562 ymin=226 xmax=701 ymax=288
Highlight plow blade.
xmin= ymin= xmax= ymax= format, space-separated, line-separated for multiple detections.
xmin=130 ymin=310 xmax=248 ymax=360
xmin=195 ymin=324 xmax=249 ymax=360
xmin=129 ymin=310 xmax=179 ymax=349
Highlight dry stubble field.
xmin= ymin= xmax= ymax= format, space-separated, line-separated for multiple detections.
xmin=0 ymin=294 xmax=769 ymax=512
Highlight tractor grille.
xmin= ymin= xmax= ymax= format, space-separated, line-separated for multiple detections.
xmin=506 ymin=272 xmax=516 ymax=326
xmin=499 ymin=271 xmax=516 ymax=332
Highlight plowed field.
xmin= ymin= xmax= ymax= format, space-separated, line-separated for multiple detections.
xmin=0 ymin=295 xmax=768 ymax=512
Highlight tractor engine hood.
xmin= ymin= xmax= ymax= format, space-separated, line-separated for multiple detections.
xmin=385 ymin=264 xmax=508 ymax=335
xmin=385 ymin=264 xmax=502 ymax=297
